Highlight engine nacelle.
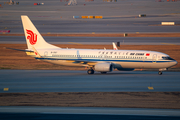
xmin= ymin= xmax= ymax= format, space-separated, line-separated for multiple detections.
xmin=94 ymin=63 xmax=113 ymax=72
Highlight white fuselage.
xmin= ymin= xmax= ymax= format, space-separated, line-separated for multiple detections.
xmin=30 ymin=48 xmax=177 ymax=70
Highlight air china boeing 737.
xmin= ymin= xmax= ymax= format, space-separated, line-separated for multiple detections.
xmin=20 ymin=15 xmax=177 ymax=75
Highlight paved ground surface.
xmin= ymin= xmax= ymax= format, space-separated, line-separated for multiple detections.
xmin=0 ymin=107 xmax=180 ymax=120
xmin=0 ymin=0 xmax=180 ymax=34
xmin=0 ymin=112 xmax=180 ymax=120
xmin=1 ymin=70 xmax=180 ymax=93
xmin=1 ymin=36 xmax=180 ymax=45
xmin=1 ymin=0 xmax=180 ymax=21
xmin=1 ymin=106 xmax=180 ymax=116
xmin=0 ymin=0 xmax=180 ymax=118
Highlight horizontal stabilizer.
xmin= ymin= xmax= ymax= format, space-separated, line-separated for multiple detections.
xmin=4 ymin=47 xmax=34 ymax=52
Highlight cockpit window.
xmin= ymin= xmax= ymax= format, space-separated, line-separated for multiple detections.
xmin=162 ymin=56 xmax=174 ymax=60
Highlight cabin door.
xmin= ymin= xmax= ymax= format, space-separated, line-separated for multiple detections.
xmin=44 ymin=51 xmax=48 ymax=57
xmin=102 ymin=54 xmax=107 ymax=60
xmin=153 ymin=54 xmax=157 ymax=63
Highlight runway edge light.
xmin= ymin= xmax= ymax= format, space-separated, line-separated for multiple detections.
xmin=3 ymin=88 xmax=9 ymax=91
xmin=148 ymin=87 xmax=154 ymax=90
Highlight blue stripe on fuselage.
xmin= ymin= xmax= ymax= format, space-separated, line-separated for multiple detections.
xmin=35 ymin=57 xmax=174 ymax=63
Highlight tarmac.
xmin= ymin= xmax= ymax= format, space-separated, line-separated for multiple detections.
xmin=0 ymin=70 xmax=180 ymax=93
xmin=0 ymin=36 xmax=180 ymax=45
xmin=0 ymin=0 xmax=180 ymax=34
xmin=0 ymin=0 xmax=180 ymax=119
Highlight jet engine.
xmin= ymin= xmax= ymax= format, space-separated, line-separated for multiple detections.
xmin=94 ymin=63 xmax=113 ymax=72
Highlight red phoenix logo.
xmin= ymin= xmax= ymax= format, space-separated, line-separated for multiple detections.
xmin=26 ymin=29 xmax=37 ymax=45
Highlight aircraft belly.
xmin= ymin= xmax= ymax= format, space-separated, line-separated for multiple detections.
xmin=114 ymin=62 xmax=145 ymax=69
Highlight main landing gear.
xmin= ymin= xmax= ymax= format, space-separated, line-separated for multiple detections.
xmin=87 ymin=69 xmax=94 ymax=74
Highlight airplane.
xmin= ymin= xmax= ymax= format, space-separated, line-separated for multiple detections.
xmin=112 ymin=42 xmax=118 ymax=50
xmin=19 ymin=15 xmax=177 ymax=75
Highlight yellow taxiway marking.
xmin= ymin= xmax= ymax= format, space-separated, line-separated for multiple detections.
xmin=148 ymin=87 xmax=154 ymax=90
xmin=68 ymin=42 xmax=82 ymax=45
xmin=3 ymin=88 xmax=9 ymax=91
xmin=161 ymin=43 xmax=176 ymax=45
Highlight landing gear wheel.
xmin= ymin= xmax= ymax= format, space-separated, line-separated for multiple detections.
xmin=87 ymin=69 xmax=94 ymax=74
xmin=158 ymin=71 xmax=162 ymax=75
xmin=101 ymin=72 xmax=107 ymax=74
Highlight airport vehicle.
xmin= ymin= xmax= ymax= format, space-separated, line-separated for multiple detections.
xmin=21 ymin=15 xmax=177 ymax=75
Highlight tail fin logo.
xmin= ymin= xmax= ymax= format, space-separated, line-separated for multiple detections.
xmin=26 ymin=29 xmax=37 ymax=45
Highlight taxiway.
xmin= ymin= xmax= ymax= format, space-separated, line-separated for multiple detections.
xmin=0 ymin=70 xmax=180 ymax=93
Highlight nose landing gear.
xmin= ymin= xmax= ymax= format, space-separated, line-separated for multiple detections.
xmin=158 ymin=71 xmax=162 ymax=75
xmin=158 ymin=68 xmax=167 ymax=75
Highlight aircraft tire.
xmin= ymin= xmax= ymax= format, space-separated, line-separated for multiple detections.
xmin=87 ymin=69 xmax=94 ymax=74
xmin=158 ymin=71 xmax=162 ymax=75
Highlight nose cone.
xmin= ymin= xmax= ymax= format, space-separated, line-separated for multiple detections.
xmin=175 ymin=60 xmax=178 ymax=66
xmin=171 ymin=60 xmax=178 ymax=67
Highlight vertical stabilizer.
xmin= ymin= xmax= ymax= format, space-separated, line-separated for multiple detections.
xmin=21 ymin=15 xmax=59 ymax=50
